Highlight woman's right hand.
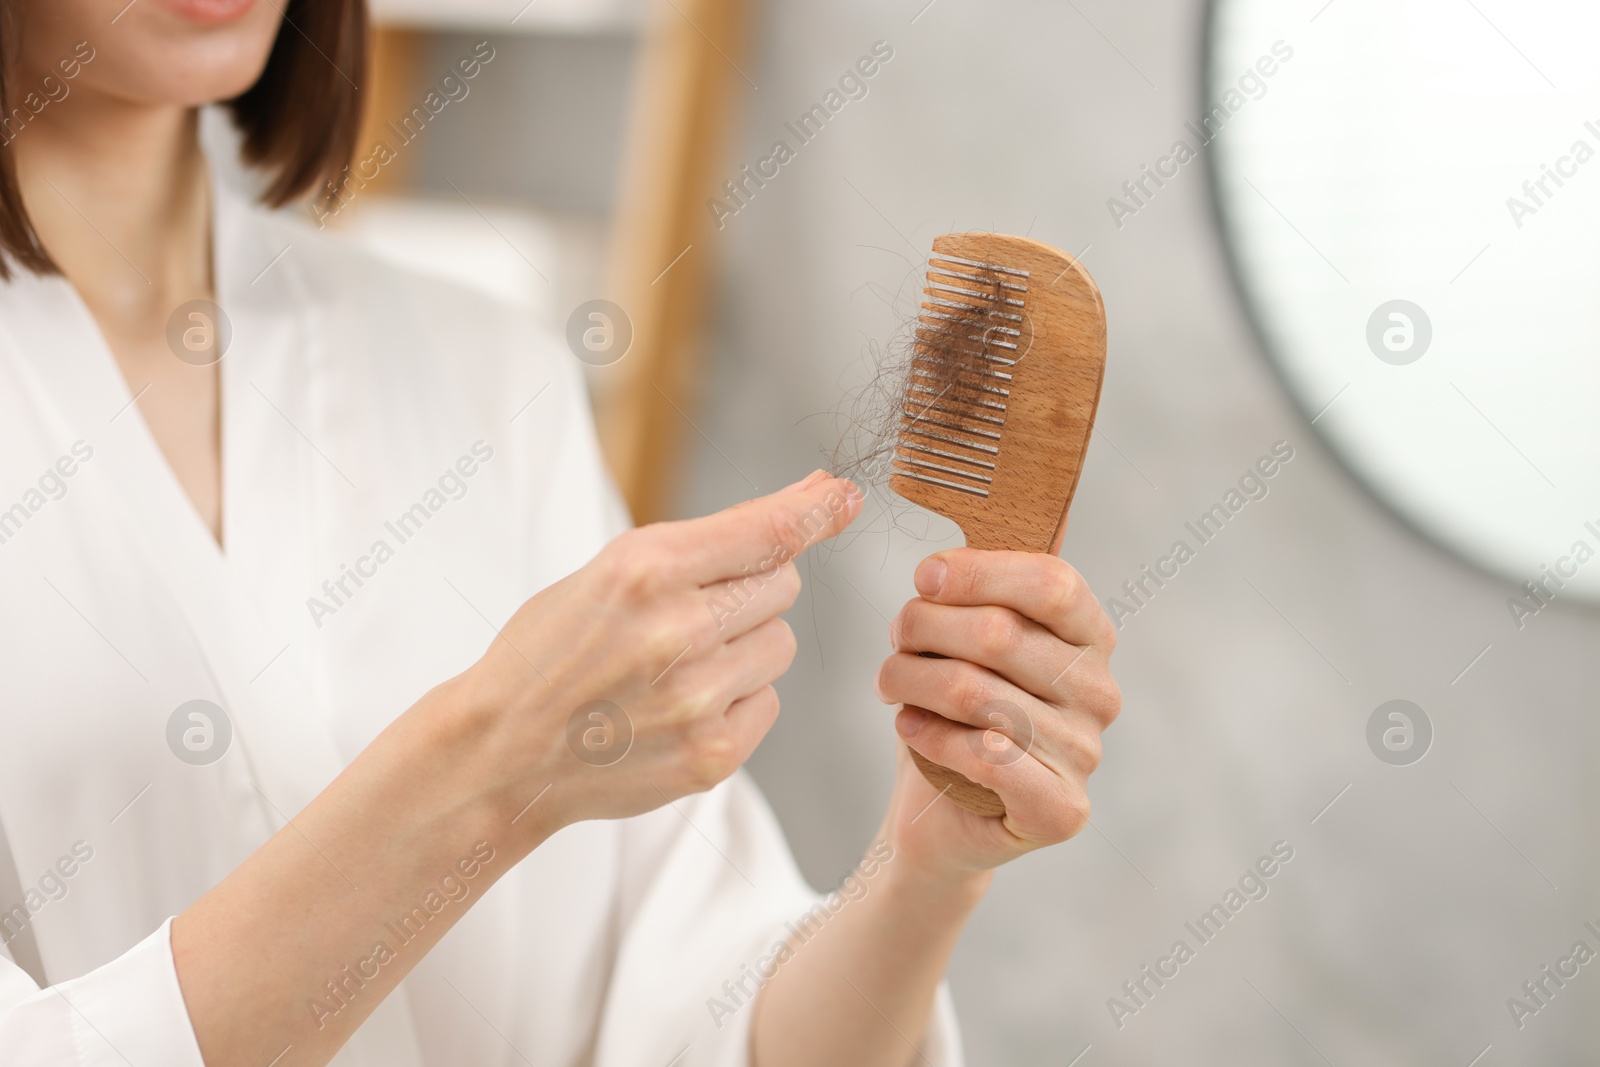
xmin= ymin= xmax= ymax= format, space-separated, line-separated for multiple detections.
xmin=168 ymin=473 xmax=860 ymax=1067
xmin=440 ymin=469 xmax=862 ymax=839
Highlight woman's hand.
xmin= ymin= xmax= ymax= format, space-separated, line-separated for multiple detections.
xmin=753 ymin=549 xmax=1118 ymax=1066
xmin=434 ymin=508 xmax=1114 ymax=1067
xmin=441 ymin=469 xmax=862 ymax=841
xmin=874 ymin=548 xmax=1121 ymax=883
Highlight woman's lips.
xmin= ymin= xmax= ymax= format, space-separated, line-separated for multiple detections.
xmin=152 ymin=0 xmax=260 ymax=25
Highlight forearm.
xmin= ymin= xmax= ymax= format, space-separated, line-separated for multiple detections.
xmin=171 ymin=679 xmax=545 ymax=1066
xmin=752 ymin=848 xmax=989 ymax=1067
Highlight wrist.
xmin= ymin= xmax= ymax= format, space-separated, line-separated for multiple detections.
xmin=390 ymin=671 xmax=565 ymax=857
xmin=877 ymin=845 xmax=992 ymax=915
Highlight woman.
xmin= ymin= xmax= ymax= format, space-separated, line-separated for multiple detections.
xmin=0 ymin=0 xmax=1121 ymax=1064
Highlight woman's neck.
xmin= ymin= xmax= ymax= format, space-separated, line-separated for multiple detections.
xmin=10 ymin=89 xmax=227 ymax=547
xmin=11 ymin=91 xmax=212 ymax=320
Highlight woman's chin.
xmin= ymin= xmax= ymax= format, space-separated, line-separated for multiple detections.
xmin=71 ymin=0 xmax=282 ymax=107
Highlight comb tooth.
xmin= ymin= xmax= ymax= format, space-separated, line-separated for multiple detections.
xmin=892 ymin=465 xmax=991 ymax=498
xmin=916 ymin=340 xmax=1021 ymax=364
xmin=923 ymin=274 xmax=1014 ymax=295
xmin=908 ymin=366 xmax=1010 ymax=392
xmin=907 ymin=382 xmax=1007 ymax=415
xmin=921 ymin=334 xmax=1017 ymax=363
xmin=917 ymin=322 xmax=1024 ymax=348
xmin=919 ymin=341 xmax=1021 ymax=362
xmin=929 ymin=256 xmax=1030 ymax=279
xmin=908 ymin=377 xmax=1010 ymax=410
xmin=922 ymin=307 xmax=1025 ymax=331
xmin=922 ymin=291 xmax=1026 ymax=317
xmin=902 ymin=399 xmax=1004 ymax=427
xmin=919 ymin=309 xmax=1026 ymax=335
xmin=906 ymin=404 xmax=1008 ymax=434
xmin=902 ymin=399 xmax=998 ymax=435
xmin=907 ymin=363 xmax=1012 ymax=397
xmin=908 ymin=360 xmax=1013 ymax=388
xmin=924 ymin=286 xmax=1026 ymax=312
xmin=917 ymin=311 xmax=1025 ymax=341
xmin=928 ymin=253 xmax=1031 ymax=279
xmin=908 ymin=406 xmax=1004 ymax=431
xmin=903 ymin=377 xmax=1007 ymax=412
xmin=893 ymin=448 xmax=994 ymax=483
xmin=897 ymin=419 xmax=1001 ymax=457
xmin=895 ymin=439 xmax=996 ymax=471
xmin=916 ymin=315 xmax=1024 ymax=353
xmin=926 ymin=266 xmax=1029 ymax=294
xmin=915 ymin=398 xmax=998 ymax=428
xmin=923 ymin=281 xmax=1027 ymax=311
xmin=926 ymin=272 xmax=1026 ymax=295
xmin=899 ymin=410 xmax=1002 ymax=442
xmin=909 ymin=354 xmax=1014 ymax=387
xmin=920 ymin=289 xmax=1025 ymax=317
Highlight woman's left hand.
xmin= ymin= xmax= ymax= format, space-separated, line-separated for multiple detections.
xmin=755 ymin=547 xmax=1119 ymax=1065
xmin=874 ymin=548 xmax=1121 ymax=883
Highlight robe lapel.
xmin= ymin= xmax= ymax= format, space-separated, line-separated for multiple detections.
xmin=0 ymin=204 xmax=343 ymax=827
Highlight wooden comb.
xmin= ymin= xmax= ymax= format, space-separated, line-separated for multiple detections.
xmin=890 ymin=233 xmax=1107 ymax=817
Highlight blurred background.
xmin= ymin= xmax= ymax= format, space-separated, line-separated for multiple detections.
xmin=322 ymin=0 xmax=1600 ymax=1060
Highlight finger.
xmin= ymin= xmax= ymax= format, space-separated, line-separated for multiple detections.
xmin=877 ymin=653 xmax=1099 ymax=777
xmin=665 ymin=687 xmax=782 ymax=799
xmin=877 ymin=652 xmax=1035 ymax=735
xmin=891 ymin=599 xmax=1121 ymax=724
xmin=655 ymin=475 xmax=863 ymax=585
xmin=912 ymin=549 xmax=1112 ymax=651
xmin=637 ymin=563 xmax=800 ymax=682
xmin=892 ymin=599 xmax=1086 ymax=702
xmin=700 ymin=561 xmax=802 ymax=643
xmin=722 ymin=684 xmax=781 ymax=754
xmin=664 ymin=616 xmax=797 ymax=718
xmin=895 ymin=707 xmax=1090 ymax=842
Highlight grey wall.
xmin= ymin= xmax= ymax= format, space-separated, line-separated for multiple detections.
xmin=408 ymin=1 xmax=1600 ymax=1061
xmin=420 ymin=31 xmax=636 ymax=214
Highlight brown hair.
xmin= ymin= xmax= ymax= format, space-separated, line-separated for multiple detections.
xmin=0 ymin=0 xmax=367 ymax=278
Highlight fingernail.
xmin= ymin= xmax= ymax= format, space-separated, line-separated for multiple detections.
xmin=915 ymin=558 xmax=947 ymax=597
xmin=843 ymin=478 xmax=863 ymax=502
xmin=896 ymin=706 xmax=926 ymax=738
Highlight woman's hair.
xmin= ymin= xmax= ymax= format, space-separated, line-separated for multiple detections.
xmin=0 ymin=0 xmax=367 ymax=278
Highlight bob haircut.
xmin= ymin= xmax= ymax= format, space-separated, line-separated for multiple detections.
xmin=0 ymin=0 xmax=367 ymax=278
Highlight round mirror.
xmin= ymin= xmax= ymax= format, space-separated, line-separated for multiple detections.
xmin=1206 ymin=0 xmax=1600 ymax=609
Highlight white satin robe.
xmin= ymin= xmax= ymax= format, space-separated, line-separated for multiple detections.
xmin=0 ymin=180 xmax=961 ymax=1065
